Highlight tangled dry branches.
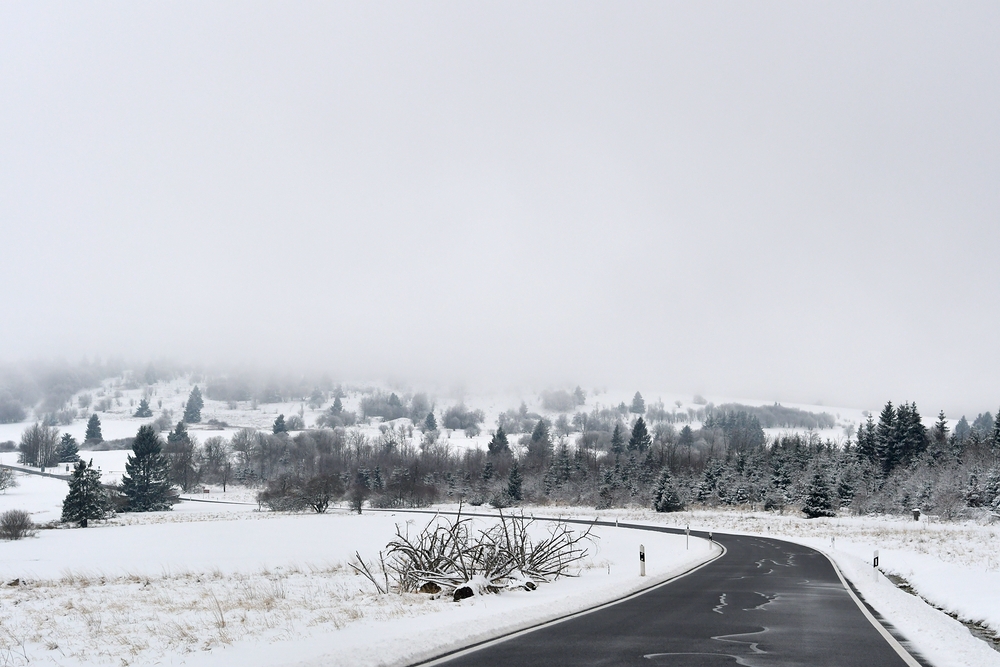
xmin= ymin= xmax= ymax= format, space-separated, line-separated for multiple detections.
xmin=352 ymin=507 xmax=595 ymax=597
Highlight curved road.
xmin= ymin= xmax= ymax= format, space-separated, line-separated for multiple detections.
xmin=410 ymin=519 xmax=928 ymax=667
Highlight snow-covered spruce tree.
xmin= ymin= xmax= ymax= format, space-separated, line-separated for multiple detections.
xmin=527 ymin=419 xmax=552 ymax=463
xmin=273 ymin=414 xmax=287 ymax=434
xmin=183 ymin=386 xmax=203 ymax=423
xmin=802 ymin=468 xmax=836 ymax=518
xmin=424 ymin=410 xmax=436 ymax=431
xmin=57 ymin=433 xmax=80 ymax=463
xmin=61 ymin=459 xmax=110 ymax=527
xmin=85 ymin=413 xmax=103 ymax=443
xmin=121 ymin=425 xmax=172 ymax=512
xmin=134 ymin=397 xmax=153 ymax=418
xmin=652 ymin=467 xmax=684 ymax=512
xmin=610 ymin=423 xmax=625 ymax=456
xmin=628 ymin=417 xmax=652 ymax=452
xmin=507 ymin=461 xmax=523 ymax=501
xmin=487 ymin=425 xmax=510 ymax=457
xmin=992 ymin=409 xmax=1000 ymax=462
xmin=630 ymin=391 xmax=645 ymax=415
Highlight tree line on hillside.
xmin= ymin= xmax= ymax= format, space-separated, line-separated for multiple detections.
xmin=11 ymin=387 xmax=1000 ymax=530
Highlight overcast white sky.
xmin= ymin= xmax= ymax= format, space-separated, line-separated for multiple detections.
xmin=2 ymin=2 xmax=998 ymax=413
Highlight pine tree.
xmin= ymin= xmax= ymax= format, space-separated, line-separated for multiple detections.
xmin=424 ymin=411 xmax=437 ymax=431
xmin=57 ymin=433 xmax=80 ymax=463
xmin=628 ymin=417 xmax=652 ymax=452
xmin=991 ymin=408 xmax=1000 ymax=463
xmin=85 ymin=414 xmax=103 ymax=443
xmin=527 ymin=419 xmax=552 ymax=464
xmin=61 ymin=459 xmax=110 ymax=527
xmin=856 ymin=415 xmax=878 ymax=464
xmin=165 ymin=421 xmax=197 ymax=491
xmin=652 ymin=467 xmax=684 ymax=512
xmin=273 ymin=414 xmax=287 ymax=434
xmin=487 ymin=425 xmax=510 ymax=457
xmin=332 ymin=396 xmax=344 ymax=414
xmin=954 ymin=416 xmax=971 ymax=442
xmin=531 ymin=419 xmax=550 ymax=445
xmin=874 ymin=402 xmax=895 ymax=474
xmin=183 ymin=386 xmax=204 ymax=423
xmin=507 ymin=461 xmax=523 ymax=501
xmin=134 ymin=397 xmax=153 ymax=418
xmin=900 ymin=402 xmax=928 ymax=464
xmin=933 ymin=411 xmax=949 ymax=444
xmin=630 ymin=392 xmax=646 ymax=415
xmin=802 ymin=469 xmax=836 ymax=518
xmin=121 ymin=425 xmax=172 ymax=512
xmin=610 ymin=423 xmax=625 ymax=456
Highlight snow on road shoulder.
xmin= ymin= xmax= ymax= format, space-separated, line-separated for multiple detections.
xmin=593 ymin=507 xmax=1000 ymax=667
xmin=817 ymin=545 xmax=1000 ymax=667
xmin=0 ymin=505 xmax=716 ymax=667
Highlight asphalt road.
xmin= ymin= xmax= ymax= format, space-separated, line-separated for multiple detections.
xmin=415 ymin=520 xmax=926 ymax=667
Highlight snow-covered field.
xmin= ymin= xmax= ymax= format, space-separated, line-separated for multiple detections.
xmin=2 ymin=467 xmax=999 ymax=666
xmin=1 ymin=377 xmax=993 ymax=665
xmin=0 ymin=471 xmax=716 ymax=667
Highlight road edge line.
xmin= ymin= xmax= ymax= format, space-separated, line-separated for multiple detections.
xmin=820 ymin=550 xmax=923 ymax=667
xmin=401 ymin=517 xmax=724 ymax=667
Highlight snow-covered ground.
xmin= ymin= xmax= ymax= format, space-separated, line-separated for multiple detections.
xmin=0 ymin=471 xmax=716 ymax=667
xmin=1 ymin=377 xmax=992 ymax=665
xmin=2 ymin=467 xmax=999 ymax=666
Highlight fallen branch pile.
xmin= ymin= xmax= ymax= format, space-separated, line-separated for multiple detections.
xmin=351 ymin=506 xmax=595 ymax=598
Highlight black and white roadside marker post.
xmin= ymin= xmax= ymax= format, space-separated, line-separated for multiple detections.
xmin=873 ymin=550 xmax=879 ymax=582
xmin=685 ymin=525 xmax=690 ymax=550
xmin=640 ymin=544 xmax=646 ymax=577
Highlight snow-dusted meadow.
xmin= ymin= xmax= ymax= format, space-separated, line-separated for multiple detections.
xmin=2 ymin=463 xmax=1000 ymax=666
xmin=2 ymin=377 xmax=996 ymax=666
xmin=0 ymin=471 xmax=716 ymax=667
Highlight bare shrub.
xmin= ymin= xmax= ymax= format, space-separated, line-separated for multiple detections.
xmin=352 ymin=507 xmax=594 ymax=596
xmin=0 ymin=509 xmax=36 ymax=540
xmin=540 ymin=389 xmax=577 ymax=413
xmin=0 ymin=467 xmax=18 ymax=492
xmin=442 ymin=404 xmax=485 ymax=431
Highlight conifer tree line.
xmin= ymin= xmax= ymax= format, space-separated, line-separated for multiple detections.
xmin=12 ymin=383 xmax=998 ymax=527
xmin=245 ymin=398 xmax=1000 ymax=518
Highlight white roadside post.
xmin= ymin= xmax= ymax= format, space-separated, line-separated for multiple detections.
xmin=685 ymin=525 xmax=690 ymax=550
xmin=873 ymin=550 xmax=879 ymax=582
xmin=639 ymin=544 xmax=646 ymax=577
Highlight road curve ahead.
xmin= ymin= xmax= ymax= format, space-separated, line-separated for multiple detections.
xmin=418 ymin=524 xmax=925 ymax=667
